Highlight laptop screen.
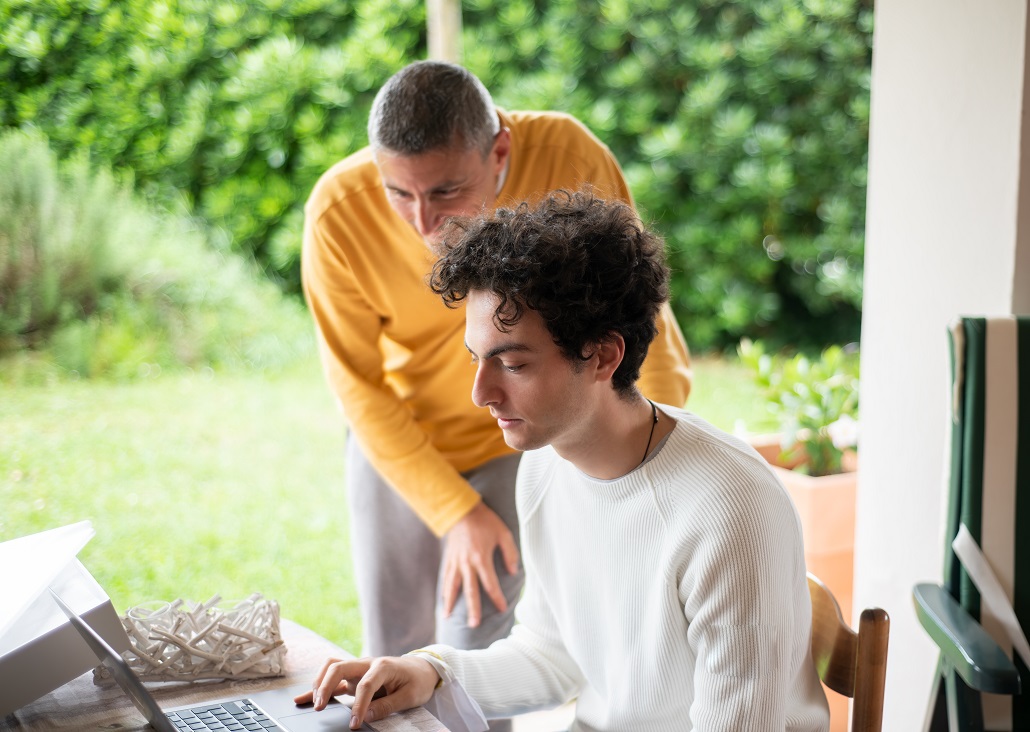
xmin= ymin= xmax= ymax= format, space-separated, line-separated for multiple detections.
xmin=49 ymin=588 xmax=176 ymax=732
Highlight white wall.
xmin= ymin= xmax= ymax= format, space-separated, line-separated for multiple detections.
xmin=857 ymin=1 xmax=1030 ymax=729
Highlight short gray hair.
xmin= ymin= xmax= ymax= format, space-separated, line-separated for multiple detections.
xmin=368 ymin=61 xmax=500 ymax=157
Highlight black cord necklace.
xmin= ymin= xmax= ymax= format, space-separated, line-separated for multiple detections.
xmin=639 ymin=399 xmax=658 ymax=466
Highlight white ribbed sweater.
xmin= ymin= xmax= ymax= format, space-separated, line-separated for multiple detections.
xmin=424 ymin=407 xmax=830 ymax=731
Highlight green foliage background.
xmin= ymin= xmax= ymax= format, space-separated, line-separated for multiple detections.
xmin=0 ymin=0 xmax=872 ymax=351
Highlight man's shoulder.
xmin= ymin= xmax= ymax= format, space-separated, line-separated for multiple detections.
xmin=505 ymin=109 xmax=589 ymax=130
xmin=504 ymin=109 xmax=608 ymax=153
xmin=659 ymin=408 xmax=790 ymax=506
xmin=305 ymin=146 xmax=384 ymax=220
xmin=501 ymin=109 xmax=624 ymax=201
xmin=664 ymin=407 xmax=764 ymax=465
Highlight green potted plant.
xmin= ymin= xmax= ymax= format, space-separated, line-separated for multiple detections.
xmin=737 ymin=339 xmax=860 ymax=476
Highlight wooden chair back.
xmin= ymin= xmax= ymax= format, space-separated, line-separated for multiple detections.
xmin=808 ymin=573 xmax=890 ymax=732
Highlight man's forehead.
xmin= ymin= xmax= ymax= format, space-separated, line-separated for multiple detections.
xmin=465 ymin=290 xmax=510 ymax=337
xmin=469 ymin=288 xmax=508 ymax=329
xmin=466 ymin=289 xmax=512 ymax=316
xmin=377 ymin=145 xmax=485 ymax=180
xmin=465 ymin=291 xmax=548 ymax=351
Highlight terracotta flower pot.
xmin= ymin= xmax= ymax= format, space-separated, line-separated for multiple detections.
xmin=769 ymin=465 xmax=857 ymax=625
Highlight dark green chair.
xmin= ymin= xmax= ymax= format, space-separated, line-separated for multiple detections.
xmin=914 ymin=317 xmax=1029 ymax=731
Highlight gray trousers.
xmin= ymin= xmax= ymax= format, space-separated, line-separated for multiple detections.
xmin=346 ymin=437 xmax=522 ymax=728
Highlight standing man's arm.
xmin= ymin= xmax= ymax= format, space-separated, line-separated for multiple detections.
xmin=302 ymin=210 xmax=518 ymax=623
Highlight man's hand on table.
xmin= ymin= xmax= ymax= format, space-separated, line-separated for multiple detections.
xmin=441 ymin=500 xmax=520 ymax=628
xmin=294 ymin=655 xmax=440 ymax=730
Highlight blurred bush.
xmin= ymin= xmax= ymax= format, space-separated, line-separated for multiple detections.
xmin=0 ymin=0 xmax=871 ymax=351
xmin=0 ymin=128 xmax=131 ymax=353
xmin=0 ymin=128 xmax=312 ymax=382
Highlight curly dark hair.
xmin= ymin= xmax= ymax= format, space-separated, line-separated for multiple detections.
xmin=429 ymin=190 xmax=670 ymax=397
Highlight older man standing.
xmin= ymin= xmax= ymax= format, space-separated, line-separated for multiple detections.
xmin=302 ymin=61 xmax=692 ymax=705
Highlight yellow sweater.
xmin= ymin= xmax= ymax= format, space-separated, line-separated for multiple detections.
xmin=302 ymin=110 xmax=692 ymax=536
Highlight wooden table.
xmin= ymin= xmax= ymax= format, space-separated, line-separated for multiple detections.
xmin=0 ymin=619 xmax=447 ymax=732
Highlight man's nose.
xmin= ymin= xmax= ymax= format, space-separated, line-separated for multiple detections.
xmin=471 ymin=363 xmax=497 ymax=408
xmin=412 ymin=200 xmax=440 ymax=237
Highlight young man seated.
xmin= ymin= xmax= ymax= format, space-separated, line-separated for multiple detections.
xmin=297 ymin=191 xmax=830 ymax=731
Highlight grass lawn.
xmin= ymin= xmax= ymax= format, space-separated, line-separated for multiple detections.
xmin=1 ymin=350 xmax=768 ymax=653
xmin=689 ymin=354 xmax=777 ymax=435
xmin=1 ymin=357 xmax=359 ymax=648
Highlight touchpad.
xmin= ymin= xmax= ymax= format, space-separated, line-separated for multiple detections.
xmin=277 ymin=701 xmax=367 ymax=731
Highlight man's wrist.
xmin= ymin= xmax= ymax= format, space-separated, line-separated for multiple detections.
xmin=406 ymin=648 xmax=448 ymax=688
xmin=440 ymin=495 xmax=483 ymax=536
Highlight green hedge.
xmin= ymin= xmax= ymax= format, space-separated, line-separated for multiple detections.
xmin=0 ymin=0 xmax=871 ymax=350
xmin=469 ymin=0 xmax=871 ymax=348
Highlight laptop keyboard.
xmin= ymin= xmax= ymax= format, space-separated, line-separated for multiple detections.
xmin=166 ymin=700 xmax=283 ymax=731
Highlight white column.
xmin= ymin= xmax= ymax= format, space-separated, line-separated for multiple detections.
xmin=857 ymin=1 xmax=1030 ymax=729
xmin=427 ymin=0 xmax=462 ymax=64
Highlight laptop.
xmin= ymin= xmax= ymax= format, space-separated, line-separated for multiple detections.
xmin=49 ymin=588 xmax=373 ymax=731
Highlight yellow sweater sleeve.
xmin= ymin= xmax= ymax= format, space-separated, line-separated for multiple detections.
xmin=640 ymin=303 xmax=692 ymax=408
xmin=301 ymin=188 xmax=484 ymax=537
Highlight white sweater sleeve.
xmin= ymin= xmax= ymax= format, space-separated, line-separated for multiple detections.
xmin=677 ymin=463 xmax=818 ymax=730
xmin=421 ymin=558 xmax=585 ymax=717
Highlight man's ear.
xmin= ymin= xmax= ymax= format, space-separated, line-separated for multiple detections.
xmin=491 ymin=127 xmax=511 ymax=176
xmin=591 ymin=334 xmax=626 ymax=384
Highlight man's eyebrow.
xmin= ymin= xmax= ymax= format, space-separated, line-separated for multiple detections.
xmin=426 ymin=178 xmax=469 ymax=195
xmin=385 ymin=176 xmax=467 ymax=195
xmin=464 ymin=341 xmax=533 ymax=360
